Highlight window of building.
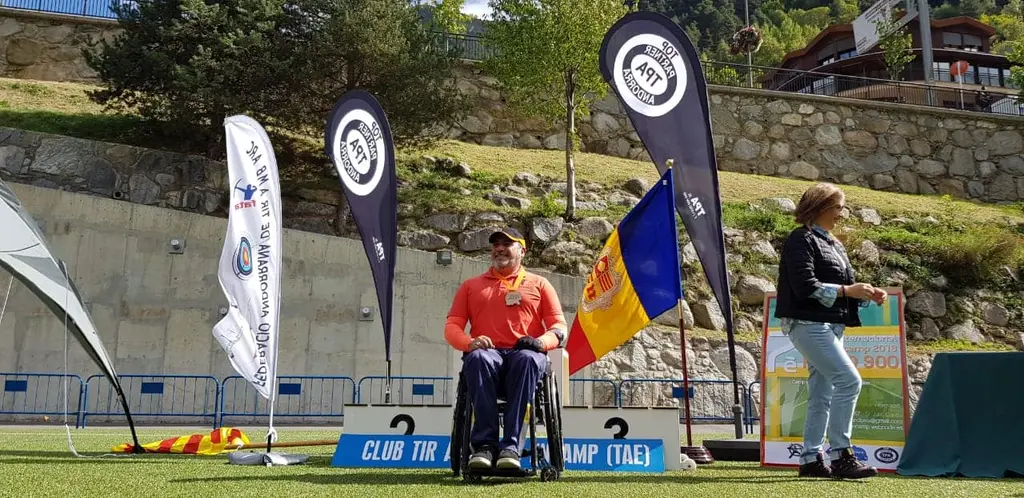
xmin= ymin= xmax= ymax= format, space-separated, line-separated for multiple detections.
xmin=1004 ymin=68 xmax=1018 ymax=89
xmin=978 ymin=66 xmax=1000 ymax=86
xmin=933 ymin=62 xmax=951 ymax=82
xmin=942 ymin=32 xmax=983 ymax=51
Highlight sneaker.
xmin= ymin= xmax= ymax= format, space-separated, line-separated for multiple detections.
xmin=495 ymin=448 xmax=521 ymax=470
xmin=468 ymin=446 xmax=494 ymax=469
xmin=798 ymin=453 xmax=832 ymax=478
xmin=830 ymin=448 xmax=877 ymax=479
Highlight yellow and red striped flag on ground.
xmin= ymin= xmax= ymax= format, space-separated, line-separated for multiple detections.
xmin=112 ymin=427 xmax=250 ymax=455
xmin=566 ymin=167 xmax=682 ymax=375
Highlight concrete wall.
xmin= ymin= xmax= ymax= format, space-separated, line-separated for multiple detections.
xmin=0 ymin=183 xmax=584 ymax=412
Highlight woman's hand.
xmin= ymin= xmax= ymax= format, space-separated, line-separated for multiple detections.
xmin=843 ymin=283 xmax=876 ymax=300
xmin=869 ymin=287 xmax=888 ymax=305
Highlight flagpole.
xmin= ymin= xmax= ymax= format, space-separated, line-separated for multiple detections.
xmin=385 ymin=360 xmax=393 ymax=404
xmin=667 ymin=159 xmax=714 ymax=465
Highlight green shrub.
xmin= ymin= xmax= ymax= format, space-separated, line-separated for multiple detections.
xmin=722 ymin=202 xmax=799 ymax=239
xmin=858 ymin=224 xmax=1024 ymax=288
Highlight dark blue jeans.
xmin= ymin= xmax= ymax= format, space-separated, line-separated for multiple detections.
xmin=463 ymin=348 xmax=547 ymax=454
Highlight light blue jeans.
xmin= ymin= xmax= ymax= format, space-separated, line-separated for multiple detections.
xmin=784 ymin=320 xmax=862 ymax=465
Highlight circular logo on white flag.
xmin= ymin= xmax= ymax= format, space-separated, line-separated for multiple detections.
xmin=332 ymin=108 xmax=386 ymax=197
xmin=233 ymin=233 xmax=254 ymax=280
xmin=612 ymin=33 xmax=687 ymax=117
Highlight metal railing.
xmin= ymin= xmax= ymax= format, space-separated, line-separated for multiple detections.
xmin=81 ymin=374 xmax=220 ymax=428
xmin=703 ymin=59 xmax=1024 ymax=117
xmin=218 ymin=375 xmax=356 ymax=427
xmin=0 ymin=372 xmax=86 ymax=427
xmin=0 ymin=0 xmax=131 ymax=18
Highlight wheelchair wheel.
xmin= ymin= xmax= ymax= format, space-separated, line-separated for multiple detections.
xmin=542 ymin=373 xmax=565 ymax=475
xmin=450 ymin=374 xmax=467 ymax=477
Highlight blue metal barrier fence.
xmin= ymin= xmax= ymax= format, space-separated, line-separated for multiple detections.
xmin=82 ymin=374 xmax=220 ymax=428
xmin=355 ymin=376 xmax=453 ymax=405
xmin=0 ymin=372 xmax=85 ymax=427
xmin=1 ymin=371 xmax=771 ymax=428
xmin=618 ymin=378 xmax=751 ymax=424
xmin=219 ymin=375 xmax=356 ymax=427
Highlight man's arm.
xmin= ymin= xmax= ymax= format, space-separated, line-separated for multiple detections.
xmin=444 ymin=283 xmax=473 ymax=352
xmin=537 ymin=278 xmax=567 ymax=351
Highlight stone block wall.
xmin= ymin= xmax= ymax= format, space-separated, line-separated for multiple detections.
xmin=3 ymin=8 xmax=1023 ymax=202
xmin=451 ymin=65 xmax=1024 ymax=204
xmin=0 ymin=8 xmax=118 ymax=81
xmin=0 ymin=127 xmax=228 ymax=215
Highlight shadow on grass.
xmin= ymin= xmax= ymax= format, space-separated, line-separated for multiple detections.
xmin=0 ymin=109 xmax=203 ymax=156
xmin=166 ymin=465 xmax=822 ymax=487
xmin=1 ymin=110 xmax=143 ymax=144
xmin=0 ymin=449 xmax=214 ymax=463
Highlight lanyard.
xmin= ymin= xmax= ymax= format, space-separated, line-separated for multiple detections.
xmin=491 ymin=267 xmax=526 ymax=293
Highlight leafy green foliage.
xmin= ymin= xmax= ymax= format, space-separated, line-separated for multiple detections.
xmin=482 ymin=0 xmax=627 ymax=220
xmin=853 ymin=223 xmax=1024 ymax=288
xmin=84 ymin=0 xmax=468 ymax=159
xmin=722 ymin=202 xmax=799 ymax=239
xmin=424 ymin=0 xmax=472 ymax=33
xmin=876 ymin=13 xmax=914 ymax=81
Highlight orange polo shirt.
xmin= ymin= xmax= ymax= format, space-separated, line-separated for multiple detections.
xmin=445 ymin=267 xmax=567 ymax=352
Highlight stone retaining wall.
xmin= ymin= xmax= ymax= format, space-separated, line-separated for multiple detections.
xmin=452 ymin=64 xmax=1024 ymax=203
xmin=0 ymin=8 xmax=118 ymax=81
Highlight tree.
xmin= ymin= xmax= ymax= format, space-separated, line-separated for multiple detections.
xmin=423 ymin=0 xmax=472 ymax=33
xmin=85 ymin=0 xmax=468 ymax=158
xmin=876 ymin=13 xmax=914 ymax=80
xmin=483 ymin=0 xmax=627 ymax=220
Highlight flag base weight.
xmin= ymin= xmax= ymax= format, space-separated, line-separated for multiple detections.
xmin=681 ymin=446 xmax=715 ymax=464
xmin=227 ymin=451 xmax=310 ymax=466
xmin=701 ymin=439 xmax=760 ymax=462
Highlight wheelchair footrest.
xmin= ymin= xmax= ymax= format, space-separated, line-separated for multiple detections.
xmin=465 ymin=467 xmax=535 ymax=478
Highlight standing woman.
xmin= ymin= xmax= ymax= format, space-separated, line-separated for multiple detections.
xmin=775 ymin=183 xmax=888 ymax=480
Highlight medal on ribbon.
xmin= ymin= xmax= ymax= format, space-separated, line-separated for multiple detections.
xmin=498 ymin=268 xmax=526 ymax=306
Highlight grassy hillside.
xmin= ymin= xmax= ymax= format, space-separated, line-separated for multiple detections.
xmin=4 ymin=77 xmax=1022 ymax=224
xmin=3 ymin=77 xmax=1023 ymax=355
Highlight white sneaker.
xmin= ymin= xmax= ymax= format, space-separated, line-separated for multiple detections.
xmin=469 ymin=448 xmax=493 ymax=469
xmin=496 ymin=449 xmax=521 ymax=470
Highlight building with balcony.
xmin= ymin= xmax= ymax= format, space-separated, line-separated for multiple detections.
xmin=763 ymin=16 xmax=1020 ymax=113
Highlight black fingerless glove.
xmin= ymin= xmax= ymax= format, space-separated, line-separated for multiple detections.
xmin=514 ymin=336 xmax=545 ymax=353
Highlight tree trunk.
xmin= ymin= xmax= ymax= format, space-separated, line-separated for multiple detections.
xmin=564 ymin=69 xmax=577 ymax=221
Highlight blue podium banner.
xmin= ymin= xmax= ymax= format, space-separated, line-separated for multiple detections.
xmin=331 ymin=434 xmax=664 ymax=472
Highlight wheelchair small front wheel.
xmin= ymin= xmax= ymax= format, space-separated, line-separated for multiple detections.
xmin=540 ymin=467 xmax=560 ymax=482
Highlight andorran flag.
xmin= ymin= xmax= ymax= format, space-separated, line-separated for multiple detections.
xmin=566 ymin=167 xmax=682 ymax=375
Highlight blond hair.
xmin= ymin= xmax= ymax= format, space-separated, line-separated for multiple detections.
xmin=794 ymin=183 xmax=844 ymax=226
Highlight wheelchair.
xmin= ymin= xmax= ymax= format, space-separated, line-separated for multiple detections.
xmin=449 ymin=351 xmax=565 ymax=482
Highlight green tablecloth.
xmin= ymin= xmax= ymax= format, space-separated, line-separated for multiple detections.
xmin=897 ymin=352 xmax=1024 ymax=478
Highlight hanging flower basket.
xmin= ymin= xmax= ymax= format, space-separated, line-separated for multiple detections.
xmin=730 ymin=25 xmax=763 ymax=55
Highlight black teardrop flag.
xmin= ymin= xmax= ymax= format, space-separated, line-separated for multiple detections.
xmin=598 ymin=12 xmax=741 ymax=415
xmin=325 ymin=90 xmax=398 ymax=367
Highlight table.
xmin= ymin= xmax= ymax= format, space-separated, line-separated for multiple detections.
xmin=897 ymin=351 xmax=1024 ymax=478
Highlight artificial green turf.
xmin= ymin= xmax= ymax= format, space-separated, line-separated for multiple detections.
xmin=0 ymin=426 xmax=1018 ymax=497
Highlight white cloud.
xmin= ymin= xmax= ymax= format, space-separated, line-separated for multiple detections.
xmin=462 ymin=0 xmax=492 ymax=19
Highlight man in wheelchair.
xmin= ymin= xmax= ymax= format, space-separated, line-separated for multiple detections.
xmin=444 ymin=228 xmax=567 ymax=471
